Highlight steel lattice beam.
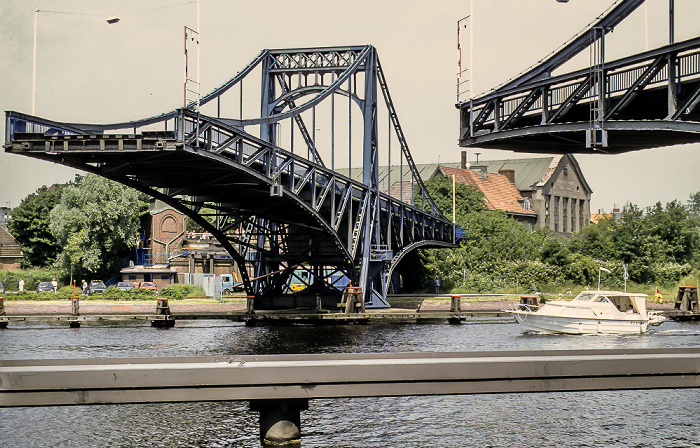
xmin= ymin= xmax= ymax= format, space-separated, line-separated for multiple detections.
xmin=459 ymin=37 xmax=700 ymax=152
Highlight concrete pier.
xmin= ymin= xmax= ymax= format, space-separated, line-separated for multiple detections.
xmin=250 ymin=399 xmax=308 ymax=446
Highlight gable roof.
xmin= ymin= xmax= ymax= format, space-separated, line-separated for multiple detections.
xmin=0 ymin=227 xmax=23 ymax=258
xmin=336 ymin=154 xmax=590 ymax=195
xmin=435 ymin=166 xmax=536 ymax=216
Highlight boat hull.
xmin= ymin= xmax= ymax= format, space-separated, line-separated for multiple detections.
xmin=510 ymin=311 xmax=649 ymax=334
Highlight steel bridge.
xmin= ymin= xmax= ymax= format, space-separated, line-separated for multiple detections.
xmin=4 ymin=45 xmax=455 ymax=309
xmin=458 ymin=0 xmax=700 ymax=153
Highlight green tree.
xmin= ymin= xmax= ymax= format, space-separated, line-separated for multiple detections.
xmin=568 ymin=201 xmax=700 ymax=284
xmin=418 ymin=175 xmax=487 ymax=223
xmin=49 ymin=174 xmax=144 ymax=280
xmin=686 ymin=191 xmax=700 ymax=217
xmin=7 ymin=184 xmax=65 ymax=267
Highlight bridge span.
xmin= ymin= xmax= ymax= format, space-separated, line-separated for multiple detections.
xmin=5 ymin=45 xmax=455 ymax=310
xmin=458 ymin=0 xmax=700 ymax=152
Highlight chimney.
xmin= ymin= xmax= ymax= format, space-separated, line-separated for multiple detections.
xmin=461 ymin=151 xmax=467 ymax=169
xmin=498 ymin=169 xmax=516 ymax=184
xmin=471 ymin=165 xmax=488 ymax=179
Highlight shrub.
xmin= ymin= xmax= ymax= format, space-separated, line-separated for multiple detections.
xmin=0 ymin=268 xmax=62 ymax=293
xmin=160 ymin=284 xmax=206 ymax=300
xmin=101 ymin=286 xmax=157 ymax=300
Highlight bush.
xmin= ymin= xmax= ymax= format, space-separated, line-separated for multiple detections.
xmin=0 ymin=268 xmax=62 ymax=293
xmin=102 ymin=286 xmax=157 ymax=300
xmin=160 ymin=284 xmax=206 ymax=300
xmin=2 ymin=290 xmax=73 ymax=301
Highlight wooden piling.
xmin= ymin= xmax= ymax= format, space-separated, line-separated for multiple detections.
xmin=0 ymin=297 xmax=6 ymax=329
xmin=69 ymin=295 xmax=81 ymax=328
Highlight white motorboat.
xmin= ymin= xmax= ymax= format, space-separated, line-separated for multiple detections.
xmin=506 ymin=290 xmax=666 ymax=334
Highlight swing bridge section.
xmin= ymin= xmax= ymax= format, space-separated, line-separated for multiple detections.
xmin=458 ymin=0 xmax=700 ymax=153
xmin=5 ymin=45 xmax=455 ymax=309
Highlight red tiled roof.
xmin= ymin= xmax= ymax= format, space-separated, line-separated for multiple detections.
xmin=438 ymin=166 xmax=536 ymax=216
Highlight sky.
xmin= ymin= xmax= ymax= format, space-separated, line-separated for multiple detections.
xmin=1 ymin=0 xmax=699 ymax=213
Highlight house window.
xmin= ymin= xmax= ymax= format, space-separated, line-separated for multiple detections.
xmin=554 ymin=196 xmax=560 ymax=232
xmin=579 ymin=200 xmax=585 ymax=229
xmin=545 ymin=195 xmax=551 ymax=228
xmin=563 ymin=198 xmax=569 ymax=233
xmin=571 ymin=199 xmax=576 ymax=232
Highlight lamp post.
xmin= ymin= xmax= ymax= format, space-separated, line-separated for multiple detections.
xmin=32 ymin=9 xmax=120 ymax=115
xmin=598 ymin=267 xmax=610 ymax=290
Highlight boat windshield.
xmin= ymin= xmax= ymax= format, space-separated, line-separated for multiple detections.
xmin=573 ymin=293 xmax=597 ymax=302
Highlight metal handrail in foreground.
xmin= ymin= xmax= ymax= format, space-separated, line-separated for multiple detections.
xmin=2 ymin=348 xmax=697 ymax=445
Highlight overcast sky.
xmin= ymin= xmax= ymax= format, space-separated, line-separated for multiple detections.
xmin=1 ymin=0 xmax=699 ymax=213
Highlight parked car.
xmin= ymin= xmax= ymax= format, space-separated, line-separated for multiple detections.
xmin=37 ymin=281 xmax=53 ymax=292
xmin=89 ymin=280 xmax=107 ymax=294
xmin=115 ymin=281 xmax=134 ymax=291
xmin=137 ymin=281 xmax=157 ymax=291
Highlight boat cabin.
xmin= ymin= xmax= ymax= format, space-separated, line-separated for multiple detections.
xmin=572 ymin=291 xmax=647 ymax=314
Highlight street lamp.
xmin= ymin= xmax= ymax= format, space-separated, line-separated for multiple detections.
xmin=32 ymin=9 xmax=120 ymax=115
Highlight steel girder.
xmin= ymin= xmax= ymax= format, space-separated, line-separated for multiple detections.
xmin=5 ymin=46 xmax=453 ymax=309
xmin=459 ymin=37 xmax=700 ymax=153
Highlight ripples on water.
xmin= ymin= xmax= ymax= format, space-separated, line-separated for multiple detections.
xmin=1 ymin=319 xmax=699 ymax=447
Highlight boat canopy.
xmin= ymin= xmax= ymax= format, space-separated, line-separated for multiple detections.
xmin=572 ymin=291 xmax=647 ymax=316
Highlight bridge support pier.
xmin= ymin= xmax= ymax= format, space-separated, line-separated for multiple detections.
xmin=250 ymin=399 xmax=309 ymax=446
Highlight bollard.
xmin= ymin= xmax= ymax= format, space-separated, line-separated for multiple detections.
xmin=450 ymin=294 xmax=462 ymax=312
xmin=250 ymin=399 xmax=308 ymax=447
xmin=448 ymin=294 xmax=462 ymax=324
xmin=69 ymin=295 xmax=81 ymax=328
xmin=0 ymin=297 xmax=6 ymax=329
xmin=151 ymin=298 xmax=175 ymax=328
xmin=519 ymin=295 xmax=539 ymax=309
xmin=246 ymin=295 xmax=255 ymax=314
xmin=155 ymin=298 xmax=170 ymax=315
xmin=71 ymin=296 xmax=80 ymax=315
xmin=342 ymin=287 xmax=364 ymax=313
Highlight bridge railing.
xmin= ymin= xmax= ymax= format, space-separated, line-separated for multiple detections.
xmin=462 ymin=37 xmax=700 ymax=136
xmin=177 ymin=109 xmax=453 ymax=246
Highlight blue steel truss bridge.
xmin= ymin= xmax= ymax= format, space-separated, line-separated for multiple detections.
xmin=458 ymin=0 xmax=700 ymax=153
xmin=5 ymin=45 xmax=456 ymax=309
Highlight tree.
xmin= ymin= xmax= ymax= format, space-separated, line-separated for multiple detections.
xmin=49 ymin=174 xmax=145 ymax=280
xmin=419 ymin=175 xmax=487 ymax=224
xmin=686 ymin=191 xmax=700 ymax=217
xmin=7 ymin=184 xmax=65 ymax=267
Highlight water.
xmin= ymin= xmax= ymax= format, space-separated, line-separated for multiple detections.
xmin=1 ymin=319 xmax=699 ymax=447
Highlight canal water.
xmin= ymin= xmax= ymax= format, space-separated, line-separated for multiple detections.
xmin=1 ymin=319 xmax=699 ymax=447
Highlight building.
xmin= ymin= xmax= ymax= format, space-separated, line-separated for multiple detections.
xmin=0 ymin=226 xmax=23 ymax=271
xmin=342 ymin=152 xmax=592 ymax=236
xmin=431 ymin=165 xmax=538 ymax=227
xmin=0 ymin=207 xmax=11 ymax=227
xmin=590 ymin=208 xmax=622 ymax=224
xmin=119 ymin=200 xmax=240 ymax=290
